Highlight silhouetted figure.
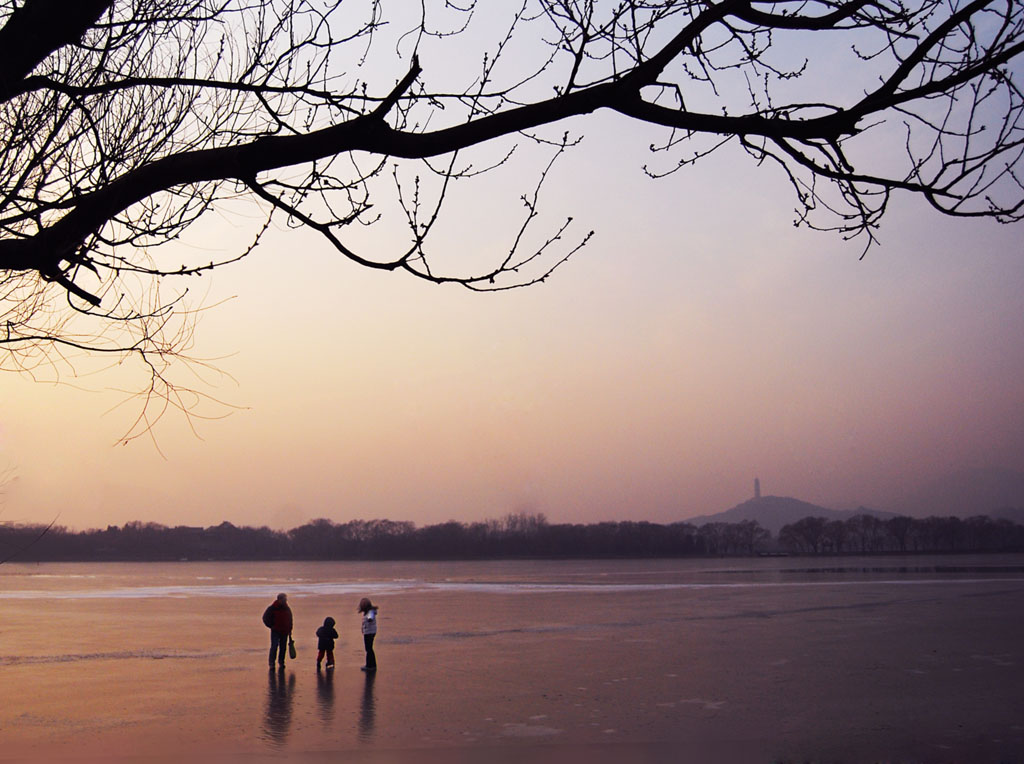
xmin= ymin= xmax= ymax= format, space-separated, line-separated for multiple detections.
xmin=315 ymin=663 xmax=335 ymax=726
xmin=263 ymin=592 xmax=293 ymax=668
xmin=357 ymin=597 xmax=378 ymax=671
xmin=358 ymin=669 xmax=376 ymax=742
xmin=263 ymin=666 xmax=295 ymax=748
xmin=316 ymin=616 xmax=338 ymax=670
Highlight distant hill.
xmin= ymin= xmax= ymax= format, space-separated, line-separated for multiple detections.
xmin=993 ymin=506 xmax=1024 ymax=524
xmin=686 ymin=496 xmax=896 ymax=536
xmin=893 ymin=467 xmax=1024 ymax=517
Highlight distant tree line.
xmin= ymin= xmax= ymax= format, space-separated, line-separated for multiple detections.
xmin=777 ymin=514 xmax=1024 ymax=555
xmin=2 ymin=512 xmax=1023 ymax=563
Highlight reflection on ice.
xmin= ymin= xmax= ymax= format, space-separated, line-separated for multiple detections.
xmin=315 ymin=666 xmax=334 ymax=726
xmin=359 ymin=670 xmax=376 ymax=743
xmin=263 ymin=667 xmax=294 ymax=748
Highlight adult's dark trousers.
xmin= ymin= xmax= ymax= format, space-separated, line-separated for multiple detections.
xmin=269 ymin=630 xmax=289 ymax=666
xmin=363 ymin=633 xmax=377 ymax=669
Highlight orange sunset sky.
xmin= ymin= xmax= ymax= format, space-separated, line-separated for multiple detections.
xmin=1 ymin=11 xmax=1023 ymax=532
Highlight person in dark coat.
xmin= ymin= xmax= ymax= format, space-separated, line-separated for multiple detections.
xmin=263 ymin=592 xmax=293 ymax=668
xmin=315 ymin=616 xmax=339 ymax=670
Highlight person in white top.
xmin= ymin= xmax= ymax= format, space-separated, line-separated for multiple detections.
xmin=357 ymin=597 xmax=378 ymax=671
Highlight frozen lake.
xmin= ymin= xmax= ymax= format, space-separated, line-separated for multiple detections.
xmin=1 ymin=556 xmax=1023 ymax=763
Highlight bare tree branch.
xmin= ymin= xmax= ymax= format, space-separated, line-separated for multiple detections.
xmin=0 ymin=0 xmax=1020 ymax=432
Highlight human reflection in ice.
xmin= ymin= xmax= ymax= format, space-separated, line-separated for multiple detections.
xmin=263 ymin=667 xmax=295 ymax=748
xmin=358 ymin=669 xmax=376 ymax=743
xmin=316 ymin=665 xmax=335 ymax=726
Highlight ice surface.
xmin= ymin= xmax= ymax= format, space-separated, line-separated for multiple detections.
xmin=0 ymin=556 xmax=1022 ymax=763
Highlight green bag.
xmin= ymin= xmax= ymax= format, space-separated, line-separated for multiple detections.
xmin=288 ymin=636 xmax=296 ymax=660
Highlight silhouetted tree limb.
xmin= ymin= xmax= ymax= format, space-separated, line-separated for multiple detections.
xmin=0 ymin=462 xmax=59 ymax=562
xmin=1 ymin=0 xmax=1022 ymax=431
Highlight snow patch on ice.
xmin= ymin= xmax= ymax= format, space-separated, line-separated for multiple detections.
xmin=501 ymin=723 xmax=562 ymax=738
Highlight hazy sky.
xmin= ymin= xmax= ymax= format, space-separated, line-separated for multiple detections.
xmin=2 ymin=11 xmax=1024 ymax=532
